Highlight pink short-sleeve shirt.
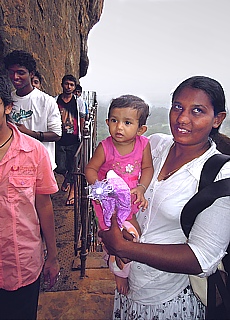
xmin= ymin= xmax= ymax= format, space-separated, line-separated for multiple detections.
xmin=0 ymin=123 xmax=58 ymax=290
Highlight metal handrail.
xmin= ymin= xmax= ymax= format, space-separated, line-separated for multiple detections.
xmin=72 ymin=92 xmax=98 ymax=278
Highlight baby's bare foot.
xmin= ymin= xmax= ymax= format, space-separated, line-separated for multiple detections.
xmin=115 ymin=275 xmax=129 ymax=295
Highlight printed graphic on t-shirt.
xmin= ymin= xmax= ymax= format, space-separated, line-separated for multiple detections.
xmin=61 ymin=110 xmax=74 ymax=134
xmin=11 ymin=109 xmax=33 ymax=123
xmin=57 ymin=96 xmax=78 ymax=136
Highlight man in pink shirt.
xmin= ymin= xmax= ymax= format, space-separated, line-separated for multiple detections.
xmin=0 ymin=75 xmax=60 ymax=319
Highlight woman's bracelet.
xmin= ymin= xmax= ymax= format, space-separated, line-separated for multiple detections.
xmin=137 ymin=183 xmax=147 ymax=191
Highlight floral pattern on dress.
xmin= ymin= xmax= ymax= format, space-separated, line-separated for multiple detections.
xmin=126 ymin=164 xmax=134 ymax=173
xmin=113 ymin=285 xmax=205 ymax=320
xmin=111 ymin=160 xmax=141 ymax=177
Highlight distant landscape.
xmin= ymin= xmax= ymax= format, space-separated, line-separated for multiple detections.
xmin=96 ymin=103 xmax=230 ymax=143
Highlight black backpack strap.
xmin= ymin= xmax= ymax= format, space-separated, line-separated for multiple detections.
xmin=180 ymin=154 xmax=230 ymax=318
xmin=181 ymin=154 xmax=230 ymax=238
xmin=199 ymin=154 xmax=230 ymax=191
xmin=181 ymin=178 xmax=230 ymax=238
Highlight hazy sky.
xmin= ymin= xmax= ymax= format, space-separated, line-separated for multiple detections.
xmin=81 ymin=0 xmax=230 ymax=110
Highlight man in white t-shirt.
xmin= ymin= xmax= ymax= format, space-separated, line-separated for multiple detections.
xmin=4 ymin=50 xmax=62 ymax=170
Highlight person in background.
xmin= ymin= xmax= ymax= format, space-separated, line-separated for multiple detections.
xmin=4 ymin=50 xmax=62 ymax=170
xmin=99 ymin=76 xmax=230 ymax=320
xmin=85 ymin=95 xmax=154 ymax=295
xmin=55 ymin=75 xmax=86 ymax=205
xmin=0 ymin=75 xmax=60 ymax=320
xmin=75 ymin=83 xmax=89 ymax=119
xmin=32 ymin=70 xmax=42 ymax=90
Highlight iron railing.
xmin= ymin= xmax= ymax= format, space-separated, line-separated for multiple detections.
xmin=72 ymin=91 xmax=98 ymax=278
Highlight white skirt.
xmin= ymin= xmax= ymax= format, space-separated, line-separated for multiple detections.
xmin=113 ymin=285 xmax=205 ymax=320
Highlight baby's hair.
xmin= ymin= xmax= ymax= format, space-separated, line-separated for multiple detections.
xmin=108 ymin=95 xmax=149 ymax=127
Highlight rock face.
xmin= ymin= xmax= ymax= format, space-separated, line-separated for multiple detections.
xmin=0 ymin=0 xmax=104 ymax=95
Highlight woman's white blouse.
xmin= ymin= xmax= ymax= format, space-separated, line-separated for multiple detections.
xmin=128 ymin=133 xmax=230 ymax=305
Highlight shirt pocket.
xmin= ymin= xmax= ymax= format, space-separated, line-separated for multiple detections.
xmin=8 ymin=176 xmax=36 ymax=203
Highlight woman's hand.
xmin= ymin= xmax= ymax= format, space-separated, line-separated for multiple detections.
xmin=99 ymin=213 xmax=202 ymax=274
xmin=99 ymin=214 xmax=129 ymax=257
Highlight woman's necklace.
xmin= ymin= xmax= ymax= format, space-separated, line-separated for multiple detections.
xmin=159 ymin=167 xmax=180 ymax=180
xmin=0 ymin=130 xmax=13 ymax=148
xmin=159 ymin=143 xmax=180 ymax=180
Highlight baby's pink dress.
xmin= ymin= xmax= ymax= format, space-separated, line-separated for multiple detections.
xmin=93 ymin=135 xmax=148 ymax=230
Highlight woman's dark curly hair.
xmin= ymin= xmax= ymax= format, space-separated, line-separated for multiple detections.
xmin=0 ymin=75 xmax=13 ymax=106
xmin=0 ymin=75 xmax=13 ymax=121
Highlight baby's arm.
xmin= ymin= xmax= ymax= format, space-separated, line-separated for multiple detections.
xmin=131 ymin=142 xmax=154 ymax=210
xmin=85 ymin=143 xmax=105 ymax=184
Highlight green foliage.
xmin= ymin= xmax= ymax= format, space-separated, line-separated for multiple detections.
xmin=96 ymin=106 xmax=109 ymax=143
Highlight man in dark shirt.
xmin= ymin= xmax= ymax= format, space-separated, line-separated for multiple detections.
xmin=55 ymin=75 xmax=85 ymax=204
